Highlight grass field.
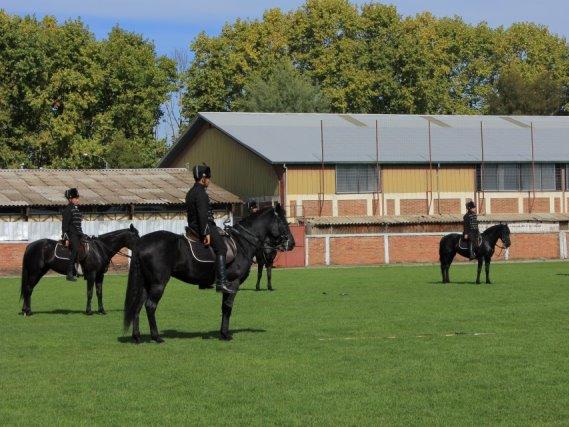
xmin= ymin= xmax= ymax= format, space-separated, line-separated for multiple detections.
xmin=1 ymin=262 xmax=568 ymax=425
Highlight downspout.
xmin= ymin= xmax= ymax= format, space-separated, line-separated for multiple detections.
xmin=283 ymin=163 xmax=288 ymax=214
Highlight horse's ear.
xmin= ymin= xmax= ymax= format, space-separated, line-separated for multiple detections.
xmin=130 ymin=223 xmax=135 ymax=232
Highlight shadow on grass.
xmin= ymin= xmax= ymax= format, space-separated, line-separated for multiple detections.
xmin=238 ymin=288 xmax=275 ymax=292
xmin=427 ymin=281 xmax=485 ymax=285
xmin=20 ymin=309 xmax=122 ymax=316
xmin=555 ymin=273 xmax=569 ymax=276
xmin=116 ymin=328 xmax=266 ymax=343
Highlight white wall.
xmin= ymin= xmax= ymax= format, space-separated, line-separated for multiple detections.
xmin=0 ymin=215 xmax=233 ymax=242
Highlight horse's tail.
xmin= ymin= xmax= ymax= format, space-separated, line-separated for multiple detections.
xmin=123 ymin=249 xmax=145 ymax=332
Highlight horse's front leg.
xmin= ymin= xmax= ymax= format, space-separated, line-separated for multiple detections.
xmin=255 ymin=263 xmax=263 ymax=291
xmin=85 ymin=273 xmax=95 ymax=315
xmin=220 ymin=287 xmax=237 ymax=341
xmin=267 ymin=264 xmax=273 ymax=291
xmin=95 ymin=272 xmax=106 ymax=314
xmin=476 ymin=258 xmax=483 ymax=284
xmin=485 ymin=257 xmax=492 ymax=284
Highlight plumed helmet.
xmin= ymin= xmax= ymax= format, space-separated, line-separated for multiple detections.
xmin=65 ymin=188 xmax=79 ymax=199
xmin=466 ymin=200 xmax=476 ymax=209
xmin=192 ymin=164 xmax=211 ymax=180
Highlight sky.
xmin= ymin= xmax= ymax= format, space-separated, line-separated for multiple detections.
xmin=2 ymin=0 xmax=568 ymax=140
xmin=2 ymin=0 xmax=568 ymax=56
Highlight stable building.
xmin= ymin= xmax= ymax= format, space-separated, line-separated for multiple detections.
xmin=0 ymin=168 xmax=241 ymax=274
xmin=160 ymin=112 xmax=569 ymax=218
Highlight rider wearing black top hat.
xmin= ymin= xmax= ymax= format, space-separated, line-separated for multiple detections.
xmin=186 ymin=164 xmax=234 ymax=294
xmin=463 ymin=200 xmax=479 ymax=260
xmin=62 ymin=188 xmax=83 ymax=281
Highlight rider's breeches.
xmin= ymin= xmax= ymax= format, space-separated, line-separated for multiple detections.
xmin=209 ymin=224 xmax=227 ymax=257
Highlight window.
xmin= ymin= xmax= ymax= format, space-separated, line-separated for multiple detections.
xmin=336 ymin=164 xmax=379 ymax=194
xmin=478 ymin=163 xmax=558 ymax=191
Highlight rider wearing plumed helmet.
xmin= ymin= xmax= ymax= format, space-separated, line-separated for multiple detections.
xmin=185 ymin=164 xmax=234 ymax=294
xmin=463 ymin=200 xmax=479 ymax=260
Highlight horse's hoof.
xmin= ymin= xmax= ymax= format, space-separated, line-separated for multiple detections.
xmin=21 ymin=310 xmax=32 ymax=317
xmin=98 ymin=309 xmax=107 ymax=315
xmin=132 ymin=335 xmax=141 ymax=344
xmin=255 ymin=288 xmax=260 ymax=292
xmin=219 ymin=333 xmax=233 ymax=341
xmin=475 ymin=282 xmax=481 ymax=285
xmin=268 ymin=288 xmax=274 ymax=292
xmin=85 ymin=310 xmax=93 ymax=316
xmin=152 ymin=336 xmax=164 ymax=344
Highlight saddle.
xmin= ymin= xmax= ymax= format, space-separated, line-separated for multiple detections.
xmin=55 ymin=237 xmax=90 ymax=261
xmin=54 ymin=237 xmax=90 ymax=276
xmin=184 ymin=227 xmax=237 ymax=264
xmin=458 ymin=235 xmax=482 ymax=251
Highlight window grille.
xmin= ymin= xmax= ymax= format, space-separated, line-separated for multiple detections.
xmin=336 ymin=164 xmax=379 ymax=194
xmin=477 ymin=163 xmax=558 ymax=191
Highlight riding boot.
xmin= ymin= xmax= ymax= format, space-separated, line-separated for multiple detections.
xmin=469 ymin=242 xmax=476 ymax=260
xmin=215 ymin=255 xmax=235 ymax=294
xmin=66 ymin=262 xmax=77 ymax=282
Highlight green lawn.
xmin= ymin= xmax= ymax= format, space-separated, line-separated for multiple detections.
xmin=1 ymin=262 xmax=568 ymax=425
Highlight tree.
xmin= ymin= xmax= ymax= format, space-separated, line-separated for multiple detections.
xmin=0 ymin=12 xmax=176 ymax=169
xmin=179 ymin=0 xmax=569 ymax=121
xmin=234 ymin=60 xmax=330 ymax=112
xmin=488 ymin=66 xmax=566 ymax=115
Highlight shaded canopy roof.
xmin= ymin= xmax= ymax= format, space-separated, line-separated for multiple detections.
xmin=0 ymin=168 xmax=241 ymax=207
xmin=161 ymin=112 xmax=569 ymax=165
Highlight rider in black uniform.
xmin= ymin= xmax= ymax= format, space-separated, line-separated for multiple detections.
xmin=62 ymin=188 xmax=83 ymax=281
xmin=186 ymin=165 xmax=234 ymax=294
xmin=463 ymin=200 xmax=479 ymax=260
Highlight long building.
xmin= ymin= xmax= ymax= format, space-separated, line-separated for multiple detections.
xmin=0 ymin=168 xmax=242 ymax=274
xmin=160 ymin=112 xmax=569 ymax=218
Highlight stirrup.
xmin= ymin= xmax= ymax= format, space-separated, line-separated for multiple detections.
xmin=216 ymin=282 xmax=236 ymax=294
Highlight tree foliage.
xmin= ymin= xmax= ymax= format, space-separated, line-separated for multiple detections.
xmin=181 ymin=0 xmax=569 ymax=119
xmin=0 ymin=12 xmax=176 ymax=169
xmin=234 ymin=59 xmax=330 ymax=112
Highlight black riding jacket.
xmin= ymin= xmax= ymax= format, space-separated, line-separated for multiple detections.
xmin=186 ymin=183 xmax=214 ymax=238
xmin=463 ymin=211 xmax=479 ymax=235
xmin=62 ymin=203 xmax=83 ymax=239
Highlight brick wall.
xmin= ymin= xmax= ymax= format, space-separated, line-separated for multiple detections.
xmin=507 ymin=233 xmax=559 ymax=260
xmin=305 ymin=232 xmax=564 ymax=267
xmin=434 ymin=198 xmax=461 ymax=214
xmin=330 ymin=236 xmax=384 ymax=265
xmin=307 ymin=238 xmax=325 ymax=266
xmin=303 ymin=200 xmax=333 ymax=217
xmin=337 ymin=199 xmax=367 ymax=216
xmin=386 ymin=199 xmax=395 ymax=215
xmin=523 ymin=197 xmax=550 ymax=213
xmin=400 ymin=199 xmax=428 ymax=215
xmin=0 ymin=243 xmax=27 ymax=275
xmin=389 ymin=235 xmax=441 ymax=263
xmin=491 ymin=198 xmax=519 ymax=214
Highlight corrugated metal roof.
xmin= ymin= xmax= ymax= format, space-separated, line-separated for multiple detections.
xmin=305 ymin=213 xmax=569 ymax=226
xmin=162 ymin=113 xmax=569 ymax=165
xmin=0 ymin=168 xmax=242 ymax=207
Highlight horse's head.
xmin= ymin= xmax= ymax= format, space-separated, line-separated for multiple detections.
xmin=271 ymin=203 xmax=295 ymax=251
xmin=125 ymin=224 xmax=140 ymax=249
xmin=499 ymin=223 xmax=511 ymax=248
xmin=249 ymin=203 xmax=295 ymax=251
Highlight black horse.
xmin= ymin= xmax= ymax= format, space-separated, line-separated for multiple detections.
xmin=123 ymin=204 xmax=294 ymax=343
xmin=255 ymin=242 xmax=278 ymax=291
xmin=21 ymin=225 xmax=140 ymax=316
xmin=439 ymin=223 xmax=511 ymax=284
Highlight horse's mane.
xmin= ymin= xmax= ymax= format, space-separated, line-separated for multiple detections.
xmin=97 ymin=227 xmax=133 ymax=239
xmin=482 ymin=223 xmax=508 ymax=236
